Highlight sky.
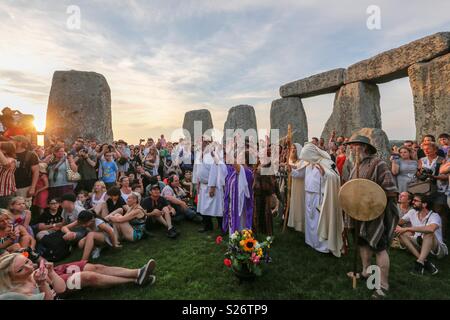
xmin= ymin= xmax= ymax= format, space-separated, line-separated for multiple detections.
xmin=1 ymin=0 xmax=449 ymax=144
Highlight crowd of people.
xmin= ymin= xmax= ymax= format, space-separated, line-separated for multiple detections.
xmin=0 ymin=124 xmax=449 ymax=299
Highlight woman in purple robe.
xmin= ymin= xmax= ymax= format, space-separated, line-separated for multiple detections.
xmin=222 ymin=163 xmax=254 ymax=235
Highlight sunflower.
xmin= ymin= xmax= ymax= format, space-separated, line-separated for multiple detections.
xmin=242 ymin=238 xmax=257 ymax=252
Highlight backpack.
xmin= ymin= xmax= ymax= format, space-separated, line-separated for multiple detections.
xmin=36 ymin=231 xmax=72 ymax=262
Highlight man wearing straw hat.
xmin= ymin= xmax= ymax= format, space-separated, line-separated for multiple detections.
xmin=343 ymin=135 xmax=399 ymax=299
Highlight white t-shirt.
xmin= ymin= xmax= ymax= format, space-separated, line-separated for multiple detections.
xmin=402 ymin=210 xmax=445 ymax=245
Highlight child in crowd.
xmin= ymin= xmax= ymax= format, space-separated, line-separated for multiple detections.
xmin=76 ymin=190 xmax=91 ymax=210
xmin=8 ymin=197 xmax=34 ymax=239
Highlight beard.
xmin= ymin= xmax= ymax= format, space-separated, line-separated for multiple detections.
xmin=348 ymin=149 xmax=368 ymax=165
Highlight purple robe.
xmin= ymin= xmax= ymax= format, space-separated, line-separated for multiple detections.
xmin=222 ymin=165 xmax=254 ymax=233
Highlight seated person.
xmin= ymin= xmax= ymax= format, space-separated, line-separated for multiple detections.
xmin=35 ymin=198 xmax=63 ymax=241
xmin=104 ymin=192 xmax=146 ymax=242
xmin=395 ymin=194 xmax=448 ymax=275
xmin=161 ymin=175 xmax=202 ymax=223
xmin=76 ymin=190 xmax=92 ymax=210
xmin=145 ymin=176 xmax=166 ymax=196
xmin=181 ymin=170 xmax=193 ymax=198
xmin=62 ymin=210 xmax=119 ymax=261
xmin=60 ymin=193 xmax=87 ymax=243
xmin=141 ymin=184 xmax=179 ymax=239
xmin=97 ymin=187 xmax=127 ymax=218
xmin=0 ymin=210 xmax=34 ymax=253
xmin=0 ymin=253 xmax=156 ymax=300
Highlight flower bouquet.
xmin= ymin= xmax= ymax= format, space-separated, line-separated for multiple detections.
xmin=217 ymin=229 xmax=273 ymax=280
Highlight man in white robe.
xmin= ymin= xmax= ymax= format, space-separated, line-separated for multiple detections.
xmin=296 ymin=143 xmax=344 ymax=257
xmin=196 ymin=141 xmax=227 ymax=232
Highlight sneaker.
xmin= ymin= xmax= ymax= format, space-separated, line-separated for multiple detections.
xmin=137 ymin=259 xmax=156 ymax=286
xmin=410 ymin=260 xmax=425 ymax=275
xmin=370 ymin=288 xmax=388 ymax=300
xmin=424 ymin=260 xmax=439 ymax=275
xmin=91 ymin=247 xmax=101 ymax=260
xmin=167 ymin=227 xmax=178 ymax=239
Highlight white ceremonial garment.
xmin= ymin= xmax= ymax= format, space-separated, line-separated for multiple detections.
xmin=197 ymin=152 xmax=225 ymax=217
xmin=304 ymin=165 xmax=329 ymax=253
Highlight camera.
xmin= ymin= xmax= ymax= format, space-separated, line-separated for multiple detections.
xmin=417 ymin=167 xmax=434 ymax=181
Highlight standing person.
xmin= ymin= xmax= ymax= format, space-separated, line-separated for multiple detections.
xmin=343 ymin=135 xmax=399 ymax=299
xmin=99 ymin=146 xmax=119 ymax=190
xmin=222 ymin=152 xmax=254 ymax=235
xmin=116 ymin=141 xmax=131 ymax=179
xmin=438 ymin=133 xmax=449 ymax=156
xmin=195 ymin=141 xmax=226 ymax=233
xmin=143 ymin=148 xmax=159 ymax=176
xmin=0 ymin=142 xmax=17 ymax=209
xmin=47 ymin=146 xmax=77 ymax=200
xmin=418 ymin=142 xmax=449 ymax=235
xmin=336 ymin=144 xmax=347 ymax=177
xmin=391 ymin=147 xmax=418 ymax=193
xmin=287 ymin=143 xmax=306 ymax=232
xmin=74 ymin=147 xmax=97 ymax=193
xmin=296 ymin=143 xmax=343 ymax=256
xmin=11 ymin=136 xmax=39 ymax=209
xmin=253 ymin=155 xmax=280 ymax=236
xmin=32 ymin=163 xmax=49 ymax=215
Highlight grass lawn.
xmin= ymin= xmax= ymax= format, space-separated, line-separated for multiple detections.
xmin=67 ymin=217 xmax=450 ymax=300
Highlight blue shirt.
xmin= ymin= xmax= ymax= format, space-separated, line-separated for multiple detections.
xmin=101 ymin=160 xmax=118 ymax=183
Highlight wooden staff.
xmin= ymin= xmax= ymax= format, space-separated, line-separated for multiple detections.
xmin=352 ymin=148 xmax=360 ymax=289
xmin=282 ymin=125 xmax=293 ymax=233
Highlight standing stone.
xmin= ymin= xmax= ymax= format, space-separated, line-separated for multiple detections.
xmin=46 ymin=70 xmax=113 ymax=145
xmin=223 ymin=105 xmax=258 ymax=144
xmin=321 ymin=81 xmax=381 ymax=143
xmin=182 ymin=109 xmax=214 ymax=143
xmin=408 ymin=53 xmax=450 ymax=141
xmin=270 ymin=98 xmax=308 ymax=145
xmin=345 ymin=32 xmax=450 ymax=84
xmin=350 ymin=128 xmax=391 ymax=162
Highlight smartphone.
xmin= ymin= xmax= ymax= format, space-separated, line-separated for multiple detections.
xmin=39 ymin=259 xmax=46 ymax=273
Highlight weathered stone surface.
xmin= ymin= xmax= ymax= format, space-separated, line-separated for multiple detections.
xmin=345 ymin=32 xmax=450 ymax=84
xmin=408 ymin=53 xmax=450 ymax=141
xmin=182 ymin=109 xmax=214 ymax=142
xmin=46 ymin=70 xmax=113 ymax=145
xmin=350 ymin=128 xmax=391 ymax=162
xmin=321 ymin=82 xmax=381 ymax=143
xmin=223 ymin=105 xmax=258 ymax=142
xmin=280 ymin=68 xmax=345 ymax=98
xmin=270 ymin=98 xmax=308 ymax=144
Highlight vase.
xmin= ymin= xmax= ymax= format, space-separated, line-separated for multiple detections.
xmin=232 ymin=264 xmax=256 ymax=283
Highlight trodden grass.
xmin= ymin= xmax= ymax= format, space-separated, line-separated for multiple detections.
xmin=67 ymin=217 xmax=450 ymax=300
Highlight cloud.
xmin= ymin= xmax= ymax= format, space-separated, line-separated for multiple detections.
xmin=0 ymin=0 xmax=448 ymax=143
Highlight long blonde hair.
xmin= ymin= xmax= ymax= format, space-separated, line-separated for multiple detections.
xmin=0 ymin=253 xmax=20 ymax=294
xmin=92 ymin=181 xmax=107 ymax=194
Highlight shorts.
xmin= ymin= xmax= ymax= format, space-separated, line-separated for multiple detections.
xmin=132 ymin=224 xmax=145 ymax=241
xmin=54 ymin=260 xmax=88 ymax=282
xmin=410 ymin=236 xmax=449 ymax=259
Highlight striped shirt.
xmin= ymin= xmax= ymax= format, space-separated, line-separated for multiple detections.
xmin=0 ymin=159 xmax=16 ymax=197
